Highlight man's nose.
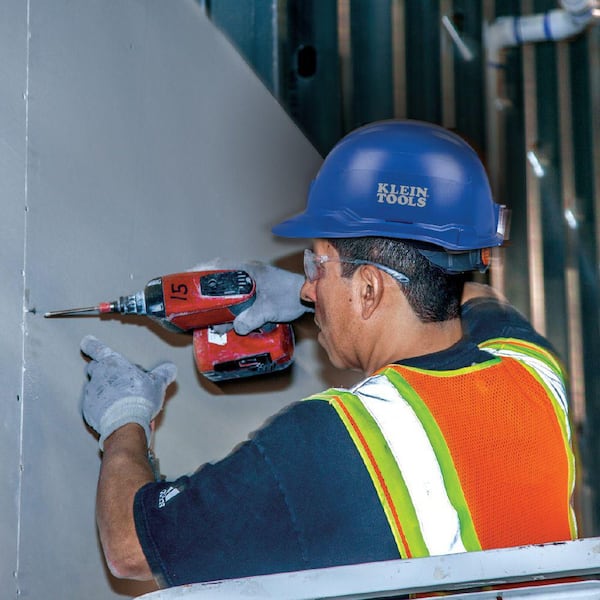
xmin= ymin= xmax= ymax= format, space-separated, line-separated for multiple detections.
xmin=300 ymin=278 xmax=316 ymax=304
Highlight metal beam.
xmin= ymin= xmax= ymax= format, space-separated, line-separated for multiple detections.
xmin=138 ymin=537 xmax=600 ymax=599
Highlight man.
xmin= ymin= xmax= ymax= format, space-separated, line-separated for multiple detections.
xmin=80 ymin=120 xmax=577 ymax=588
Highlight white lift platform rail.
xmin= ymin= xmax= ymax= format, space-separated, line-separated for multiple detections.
xmin=139 ymin=537 xmax=600 ymax=599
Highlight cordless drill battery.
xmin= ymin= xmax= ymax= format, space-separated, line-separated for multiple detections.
xmin=144 ymin=270 xmax=295 ymax=381
xmin=193 ymin=323 xmax=295 ymax=382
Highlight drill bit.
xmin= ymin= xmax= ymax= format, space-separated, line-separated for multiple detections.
xmin=44 ymin=303 xmax=115 ymax=318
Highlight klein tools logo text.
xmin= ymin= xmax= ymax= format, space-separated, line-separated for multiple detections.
xmin=377 ymin=183 xmax=428 ymax=207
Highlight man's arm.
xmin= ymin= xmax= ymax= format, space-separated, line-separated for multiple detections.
xmin=460 ymin=281 xmax=556 ymax=352
xmin=96 ymin=424 xmax=154 ymax=580
xmin=79 ymin=335 xmax=177 ymax=582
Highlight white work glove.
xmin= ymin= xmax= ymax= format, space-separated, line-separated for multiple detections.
xmin=191 ymin=260 xmax=311 ymax=335
xmin=80 ymin=335 xmax=177 ymax=450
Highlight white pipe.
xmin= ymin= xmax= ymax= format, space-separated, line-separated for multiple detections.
xmin=441 ymin=15 xmax=474 ymax=62
xmin=560 ymin=0 xmax=596 ymax=25
xmin=485 ymin=1 xmax=598 ymax=64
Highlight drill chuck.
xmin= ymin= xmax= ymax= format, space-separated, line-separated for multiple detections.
xmin=111 ymin=291 xmax=148 ymax=316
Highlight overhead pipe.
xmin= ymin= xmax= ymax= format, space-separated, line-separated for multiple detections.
xmin=482 ymin=0 xmax=599 ymax=298
xmin=486 ymin=0 xmax=600 ymax=64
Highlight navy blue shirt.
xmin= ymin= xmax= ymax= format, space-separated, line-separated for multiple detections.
xmin=134 ymin=298 xmax=554 ymax=587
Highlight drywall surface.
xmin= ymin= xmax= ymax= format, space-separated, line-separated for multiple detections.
xmin=0 ymin=1 xmax=354 ymax=597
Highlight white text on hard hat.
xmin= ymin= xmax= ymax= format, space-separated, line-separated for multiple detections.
xmin=376 ymin=183 xmax=428 ymax=207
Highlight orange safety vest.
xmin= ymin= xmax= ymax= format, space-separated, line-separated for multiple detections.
xmin=305 ymin=337 xmax=577 ymax=560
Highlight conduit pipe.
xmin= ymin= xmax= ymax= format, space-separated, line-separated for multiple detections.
xmin=483 ymin=0 xmax=599 ymax=299
xmin=486 ymin=0 xmax=599 ymax=64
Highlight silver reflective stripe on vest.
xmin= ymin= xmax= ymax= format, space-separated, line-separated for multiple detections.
xmin=352 ymin=375 xmax=467 ymax=556
xmin=483 ymin=347 xmax=570 ymax=438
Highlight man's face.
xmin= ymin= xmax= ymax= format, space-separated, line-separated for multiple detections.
xmin=300 ymin=240 xmax=361 ymax=371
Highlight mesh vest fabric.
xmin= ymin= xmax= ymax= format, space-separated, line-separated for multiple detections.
xmin=305 ymin=339 xmax=576 ymax=560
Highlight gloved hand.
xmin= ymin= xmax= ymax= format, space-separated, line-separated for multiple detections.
xmin=80 ymin=335 xmax=177 ymax=450
xmin=191 ymin=260 xmax=311 ymax=335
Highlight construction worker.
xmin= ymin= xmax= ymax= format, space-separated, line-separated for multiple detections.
xmin=80 ymin=120 xmax=577 ymax=588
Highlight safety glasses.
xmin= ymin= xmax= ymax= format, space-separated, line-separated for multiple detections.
xmin=303 ymin=249 xmax=410 ymax=284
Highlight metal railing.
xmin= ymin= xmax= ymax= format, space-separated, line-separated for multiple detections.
xmin=138 ymin=537 xmax=600 ymax=599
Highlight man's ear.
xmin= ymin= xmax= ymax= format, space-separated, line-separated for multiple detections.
xmin=356 ymin=265 xmax=384 ymax=320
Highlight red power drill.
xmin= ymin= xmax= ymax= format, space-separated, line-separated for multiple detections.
xmin=45 ymin=270 xmax=295 ymax=382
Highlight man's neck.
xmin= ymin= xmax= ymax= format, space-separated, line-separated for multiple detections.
xmin=363 ymin=316 xmax=463 ymax=375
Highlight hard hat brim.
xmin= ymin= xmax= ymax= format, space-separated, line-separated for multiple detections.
xmin=272 ymin=208 xmax=504 ymax=251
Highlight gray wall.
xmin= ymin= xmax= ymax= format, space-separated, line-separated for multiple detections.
xmin=0 ymin=1 xmax=354 ymax=597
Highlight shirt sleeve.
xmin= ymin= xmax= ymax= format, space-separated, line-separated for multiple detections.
xmin=133 ymin=400 xmax=398 ymax=587
xmin=461 ymin=296 xmax=557 ymax=354
xmin=133 ymin=429 xmax=307 ymax=588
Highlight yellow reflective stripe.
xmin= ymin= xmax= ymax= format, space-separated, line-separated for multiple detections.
xmin=308 ymin=372 xmax=483 ymax=558
xmin=307 ymin=388 xmax=425 ymax=558
xmin=380 ymin=369 xmax=481 ymax=553
xmin=352 ymin=376 xmax=469 ymax=556
xmin=386 ymin=356 xmax=501 ymax=379
xmin=480 ymin=338 xmax=568 ymax=412
xmin=478 ymin=338 xmax=578 ymax=537
xmin=481 ymin=337 xmax=565 ymax=377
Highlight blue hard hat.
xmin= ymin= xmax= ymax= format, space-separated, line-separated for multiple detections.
xmin=273 ymin=120 xmax=507 ymax=252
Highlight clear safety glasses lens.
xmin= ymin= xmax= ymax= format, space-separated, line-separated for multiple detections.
xmin=303 ymin=249 xmax=409 ymax=284
xmin=303 ymin=249 xmax=322 ymax=282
